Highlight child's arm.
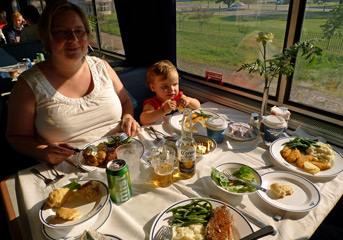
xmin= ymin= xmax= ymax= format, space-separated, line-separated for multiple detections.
xmin=178 ymin=95 xmax=201 ymax=110
xmin=140 ymin=100 xmax=177 ymax=125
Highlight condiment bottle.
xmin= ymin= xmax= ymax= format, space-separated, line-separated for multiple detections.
xmin=249 ymin=113 xmax=259 ymax=128
xmin=177 ymin=108 xmax=196 ymax=179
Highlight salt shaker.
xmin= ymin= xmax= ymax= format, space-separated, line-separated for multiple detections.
xmin=249 ymin=113 xmax=259 ymax=128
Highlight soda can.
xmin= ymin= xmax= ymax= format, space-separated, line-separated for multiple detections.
xmin=36 ymin=53 xmax=45 ymax=62
xmin=106 ymin=159 xmax=132 ymax=203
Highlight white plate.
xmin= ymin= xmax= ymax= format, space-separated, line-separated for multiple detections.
xmin=39 ymin=179 xmax=110 ymax=229
xmin=149 ymin=198 xmax=253 ymax=240
xmin=42 ymin=200 xmax=116 ymax=239
xmin=211 ymin=163 xmax=262 ymax=195
xmin=270 ymin=137 xmax=343 ymax=178
xmin=169 ymin=109 xmax=219 ymax=133
xmin=257 ymin=171 xmax=321 ymax=212
xmin=76 ymin=135 xmax=144 ymax=172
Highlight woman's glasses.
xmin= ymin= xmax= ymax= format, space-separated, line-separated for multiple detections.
xmin=51 ymin=29 xmax=89 ymax=39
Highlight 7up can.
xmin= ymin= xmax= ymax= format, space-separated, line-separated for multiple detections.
xmin=106 ymin=159 xmax=132 ymax=203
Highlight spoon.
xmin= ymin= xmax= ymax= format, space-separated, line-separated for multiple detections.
xmin=49 ymin=164 xmax=65 ymax=180
xmin=30 ymin=168 xmax=54 ymax=186
xmin=145 ymin=127 xmax=178 ymax=141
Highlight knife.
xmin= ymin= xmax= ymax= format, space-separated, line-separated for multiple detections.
xmin=209 ymin=194 xmax=277 ymax=236
xmin=241 ymin=226 xmax=275 ymax=240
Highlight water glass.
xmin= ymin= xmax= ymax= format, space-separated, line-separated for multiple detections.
xmin=116 ymin=141 xmax=144 ymax=181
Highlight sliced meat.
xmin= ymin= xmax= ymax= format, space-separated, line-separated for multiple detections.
xmin=206 ymin=205 xmax=234 ymax=240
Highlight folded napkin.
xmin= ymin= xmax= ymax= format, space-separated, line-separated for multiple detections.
xmin=226 ymin=135 xmax=263 ymax=150
xmin=288 ymin=126 xmax=327 ymax=143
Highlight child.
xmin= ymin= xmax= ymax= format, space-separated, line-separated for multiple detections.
xmin=140 ymin=60 xmax=201 ymax=125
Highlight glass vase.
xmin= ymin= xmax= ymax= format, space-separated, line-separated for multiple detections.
xmin=260 ymin=87 xmax=269 ymax=119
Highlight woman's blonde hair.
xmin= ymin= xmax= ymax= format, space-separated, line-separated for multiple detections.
xmin=146 ymin=60 xmax=178 ymax=87
xmin=38 ymin=0 xmax=90 ymax=53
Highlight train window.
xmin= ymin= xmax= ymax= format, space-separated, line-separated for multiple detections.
xmin=176 ymin=1 xmax=289 ymax=97
xmin=289 ymin=1 xmax=343 ymax=116
xmin=94 ymin=0 xmax=124 ymax=54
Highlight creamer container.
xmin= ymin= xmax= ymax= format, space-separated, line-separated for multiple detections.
xmin=262 ymin=115 xmax=287 ymax=142
xmin=206 ymin=116 xmax=227 ymax=143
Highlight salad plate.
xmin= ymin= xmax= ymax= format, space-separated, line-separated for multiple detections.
xmin=39 ymin=179 xmax=110 ymax=229
xmin=211 ymin=163 xmax=262 ymax=195
xmin=169 ymin=109 xmax=219 ymax=133
xmin=76 ymin=134 xmax=144 ymax=172
xmin=149 ymin=198 xmax=253 ymax=240
xmin=42 ymin=200 xmax=113 ymax=239
xmin=257 ymin=171 xmax=320 ymax=212
xmin=270 ymin=137 xmax=343 ymax=178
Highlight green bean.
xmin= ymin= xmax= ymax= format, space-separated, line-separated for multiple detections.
xmin=167 ymin=199 xmax=213 ymax=227
xmin=282 ymin=137 xmax=319 ymax=151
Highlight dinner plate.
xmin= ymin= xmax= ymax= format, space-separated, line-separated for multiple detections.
xmin=169 ymin=109 xmax=219 ymax=133
xmin=257 ymin=171 xmax=321 ymax=212
xmin=270 ymin=137 xmax=343 ymax=178
xmin=149 ymin=198 xmax=253 ymax=240
xmin=42 ymin=200 xmax=116 ymax=239
xmin=39 ymin=179 xmax=110 ymax=229
xmin=211 ymin=163 xmax=262 ymax=196
xmin=76 ymin=135 xmax=144 ymax=172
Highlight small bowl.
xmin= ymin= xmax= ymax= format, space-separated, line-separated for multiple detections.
xmin=193 ymin=135 xmax=217 ymax=157
xmin=211 ymin=163 xmax=262 ymax=196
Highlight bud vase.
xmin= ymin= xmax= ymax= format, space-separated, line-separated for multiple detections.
xmin=260 ymin=87 xmax=269 ymax=119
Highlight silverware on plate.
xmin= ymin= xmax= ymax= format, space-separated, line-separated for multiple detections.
xmin=240 ymin=225 xmax=275 ymax=240
xmin=222 ymin=169 xmax=268 ymax=192
xmin=154 ymin=225 xmax=173 ymax=240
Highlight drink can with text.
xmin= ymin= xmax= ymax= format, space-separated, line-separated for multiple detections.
xmin=106 ymin=159 xmax=132 ymax=203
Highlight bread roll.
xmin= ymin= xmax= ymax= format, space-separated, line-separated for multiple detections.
xmin=270 ymin=183 xmax=294 ymax=198
xmin=56 ymin=207 xmax=81 ymax=221
xmin=46 ymin=187 xmax=72 ymax=208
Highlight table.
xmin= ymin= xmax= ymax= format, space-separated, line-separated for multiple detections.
xmin=1 ymin=102 xmax=343 ymax=240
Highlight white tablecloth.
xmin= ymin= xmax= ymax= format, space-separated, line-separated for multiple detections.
xmin=16 ymin=102 xmax=343 ymax=240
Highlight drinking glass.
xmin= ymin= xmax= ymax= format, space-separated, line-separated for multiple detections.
xmin=151 ymin=146 xmax=175 ymax=187
xmin=116 ymin=141 xmax=144 ymax=181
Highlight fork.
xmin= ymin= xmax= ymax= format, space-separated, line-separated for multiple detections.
xmin=49 ymin=164 xmax=65 ymax=180
xmin=154 ymin=225 xmax=173 ymax=240
xmin=223 ymin=169 xmax=267 ymax=192
xmin=30 ymin=168 xmax=55 ymax=187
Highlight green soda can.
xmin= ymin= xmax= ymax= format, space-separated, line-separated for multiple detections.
xmin=106 ymin=159 xmax=132 ymax=203
xmin=36 ymin=53 xmax=45 ymax=62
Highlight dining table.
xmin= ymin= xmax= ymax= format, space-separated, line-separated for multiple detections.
xmin=1 ymin=101 xmax=343 ymax=240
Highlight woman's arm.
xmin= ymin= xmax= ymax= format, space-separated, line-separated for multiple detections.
xmin=103 ymin=60 xmax=140 ymax=136
xmin=6 ymin=78 xmax=75 ymax=164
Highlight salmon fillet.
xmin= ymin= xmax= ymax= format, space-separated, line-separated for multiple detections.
xmin=206 ymin=205 xmax=234 ymax=240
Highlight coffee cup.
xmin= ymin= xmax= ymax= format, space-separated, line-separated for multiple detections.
xmin=262 ymin=115 xmax=287 ymax=142
xmin=206 ymin=117 xmax=227 ymax=143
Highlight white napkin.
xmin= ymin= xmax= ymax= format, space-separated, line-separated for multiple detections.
xmin=289 ymin=126 xmax=327 ymax=143
xmin=226 ymin=135 xmax=263 ymax=150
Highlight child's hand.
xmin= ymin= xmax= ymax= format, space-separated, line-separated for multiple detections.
xmin=162 ymin=99 xmax=177 ymax=114
xmin=178 ymin=95 xmax=192 ymax=108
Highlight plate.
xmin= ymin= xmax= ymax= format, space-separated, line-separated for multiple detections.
xmin=169 ymin=109 xmax=219 ymax=133
xmin=39 ymin=179 xmax=110 ymax=229
xmin=42 ymin=200 xmax=115 ymax=239
xmin=211 ymin=163 xmax=262 ymax=195
xmin=193 ymin=135 xmax=217 ymax=157
xmin=257 ymin=171 xmax=321 ymax=212
xmin=76 ymin=135 xmax=144 ymax=172
xmin=149 ymin=198 xmax=253 ymax=240
xmin=226 ymin=122 xmax=260 ymax=142
xmin=270 ymin=137 xmax=343 ymax=178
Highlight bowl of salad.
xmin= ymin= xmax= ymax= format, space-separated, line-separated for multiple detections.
xmin=211 ymin=163 xmax=262 ymax=195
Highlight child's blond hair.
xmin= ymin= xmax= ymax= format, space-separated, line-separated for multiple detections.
xmin=146 ymin=60 xmax=178 ymax=87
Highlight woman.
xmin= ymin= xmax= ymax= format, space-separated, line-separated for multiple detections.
xmin=4 ymin=11 xmax=24 ymax=43
xmin=6 ymin=0 xmax=140 ymax=164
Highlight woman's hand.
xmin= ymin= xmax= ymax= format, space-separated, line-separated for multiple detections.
xmin=121 ymin=117 xmax=141 ymax=136
xmin=41 ymin=143 xmax=77 ymax=164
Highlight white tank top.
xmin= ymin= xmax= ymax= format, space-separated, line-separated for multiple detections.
xmin=21 ymin=56 xmax=122 ymax=148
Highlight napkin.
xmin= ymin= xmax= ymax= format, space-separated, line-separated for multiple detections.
xmin=226 ymin=135 xmax=263 ymax=150
xmin=288 ymin=126 xmax=327 ymax=143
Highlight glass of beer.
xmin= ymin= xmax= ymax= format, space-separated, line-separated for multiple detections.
xmin=151 ymin=146 xmax=175 ymax=187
